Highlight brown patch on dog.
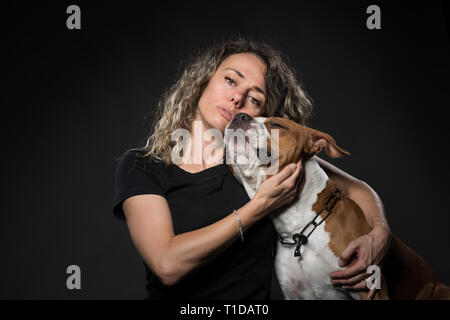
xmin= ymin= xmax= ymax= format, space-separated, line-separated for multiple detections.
xmin=313 ymin=179 xmax=372 ymax=257
xmin=261 ymin=118 xmax=306 ymax=180
xmin=261 ymin=117 xmax=350 ymax=180
xmin=312 ymin=179 xmax=392 ymax=299
xmin=313 ymin=179 xmax=450 ymax=300
xmin=381 ymin=234 xmax=450 ymax=299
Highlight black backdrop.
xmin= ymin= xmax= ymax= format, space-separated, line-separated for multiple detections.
xmin=2 ymin=1 xmax=449 ymax=299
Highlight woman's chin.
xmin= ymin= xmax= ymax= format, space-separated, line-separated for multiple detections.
xmin=214 ymin=119 xmax=228 ymax=133
xmin=200 ymin=117 xmax=226 ymax=133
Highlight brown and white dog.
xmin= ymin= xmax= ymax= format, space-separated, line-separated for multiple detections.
xmin=224 ymin=113 xmax=450 ymax=300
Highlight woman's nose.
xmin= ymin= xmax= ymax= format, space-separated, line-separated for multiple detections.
xmin=231 ymin=93 xmax=244 ymax=108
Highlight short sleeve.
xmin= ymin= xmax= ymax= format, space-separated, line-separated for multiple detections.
xmin=112 ymin=150 xmax=166 ymax=221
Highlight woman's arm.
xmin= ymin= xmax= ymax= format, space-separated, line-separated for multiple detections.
xmin=314 ymin=156 xmax=390 ymax=232
xmin=124 ymin=193 xmax=265 ymax=286
xmin=314 ymin=156 xmax=391 ymax=298
xmin=124 ymin=162 xmax=302 ymax=286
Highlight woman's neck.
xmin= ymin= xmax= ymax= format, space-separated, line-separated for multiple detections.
xmin=178 ymin=118 xmax=225 ymax=170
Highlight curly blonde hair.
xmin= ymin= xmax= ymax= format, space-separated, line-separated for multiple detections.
xmin=138 ymin=38 xmax=313 ymax=165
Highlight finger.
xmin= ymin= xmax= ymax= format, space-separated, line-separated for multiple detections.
xmin=367 ymin=287 xmax=377 ymax=300
xmin=280 ymin=162 xmax=302 ymax=187
xmin=342 ymin=280 xmax=368 ymax=291
xmin=296 ymin=159 xmax=303 ymax=171
xmin=338 ymin=241 xmax=358 ymax=267
xmin=331 ymin=272 xmax=369 ymax=286
xmin=272 ymin=163 xmax=298 ymax=184
xmin=330 ymin=261 xmax=366 ymax=280
xmin=295 ymin=165 xmax=303 ymax=186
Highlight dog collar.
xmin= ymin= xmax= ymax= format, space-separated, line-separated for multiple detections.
xmin=279 ymin=187 xmax=343 ymax=258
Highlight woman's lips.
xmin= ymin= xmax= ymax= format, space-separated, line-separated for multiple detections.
xmin=218 ymin=106 xmax=233 ymax=121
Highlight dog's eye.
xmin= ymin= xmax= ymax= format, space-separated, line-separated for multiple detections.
xmin=269 ymin=122 xmax=286 ymax=129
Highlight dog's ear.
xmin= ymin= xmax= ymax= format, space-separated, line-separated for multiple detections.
xmin=304 ymin=127 xmax=350 ymax=158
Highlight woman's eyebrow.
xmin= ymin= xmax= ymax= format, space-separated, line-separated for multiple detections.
xmin=224 ymin=67 xmax=266 ymax=96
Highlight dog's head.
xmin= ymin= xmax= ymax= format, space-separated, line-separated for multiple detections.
xmin=224 ymin=113 xmax=350 ymax=195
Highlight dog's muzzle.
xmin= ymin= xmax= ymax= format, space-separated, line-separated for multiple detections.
xmin=227 ymin=113 xmax=254 ymax=131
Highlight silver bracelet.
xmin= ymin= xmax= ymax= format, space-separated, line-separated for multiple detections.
xmin=233 ymin=209 xmax=244 ymax=242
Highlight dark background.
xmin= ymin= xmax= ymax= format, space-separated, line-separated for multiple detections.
xmin=1 ymin=1 xmax=449 ymax=299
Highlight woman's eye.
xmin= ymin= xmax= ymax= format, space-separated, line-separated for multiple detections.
xmin=249 ymin=96 xmax=260 ymax=105
xmin=225 ymin=76 xmax=261 ymax=106
xmin=225 ymin=77 xmax=236 ymax=85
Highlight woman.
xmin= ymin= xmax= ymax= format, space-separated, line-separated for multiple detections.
xmin=113 ymin=38 xmax=391 ymax=300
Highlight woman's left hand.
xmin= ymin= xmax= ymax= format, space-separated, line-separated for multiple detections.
xmin=329 ymin=225 xmax=391 ymax=300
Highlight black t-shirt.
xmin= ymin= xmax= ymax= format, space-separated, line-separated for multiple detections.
xmin=113 ymin=150 xmax=277 ymax=299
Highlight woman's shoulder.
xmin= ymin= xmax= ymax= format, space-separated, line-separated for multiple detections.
xmin=116 ymin=149 xmax=166 ymax=174
xmin=119 ymin=148 xmax=145 ymax=163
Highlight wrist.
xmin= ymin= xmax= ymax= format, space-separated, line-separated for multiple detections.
xmin=370 ymin=223 xmax=391 ymax=247
xmin=248 ymin=196 xmax=268 ymax=218
xmin=372 ymin=222 xmax=390 ymax=235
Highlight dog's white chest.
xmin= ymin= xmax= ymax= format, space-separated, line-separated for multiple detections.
xmin=269 ymin=160 xmax=359 ymax=300
xmin=273 ymin=230 xmax=354 ymax=300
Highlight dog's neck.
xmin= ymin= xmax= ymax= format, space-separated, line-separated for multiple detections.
xmin=233 ymin=164 xmax=265 ymax=200
xmin=299 ymin=158 xmax=330 ymax=201
xmin=238 ymin=158 xmax=328 ymax=203
xmin=270 ymin=158 xmax=331 ymax=234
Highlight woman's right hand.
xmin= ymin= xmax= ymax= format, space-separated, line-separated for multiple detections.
xmin=253 ymin=159 xmax=303 ymax=216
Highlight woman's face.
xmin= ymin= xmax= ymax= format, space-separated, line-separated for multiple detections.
xmin=197 ymin=53 xmax=267 ymax=132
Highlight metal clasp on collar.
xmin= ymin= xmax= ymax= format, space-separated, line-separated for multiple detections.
xmin=279 ymin=187 xmax=343 ymax=258
xmin=280 ymin=233 xmax=308 ymax=257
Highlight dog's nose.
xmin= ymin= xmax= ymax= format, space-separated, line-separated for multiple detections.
xmin=234 ymin=113 xmax=252 ymax=122
xmin=227 ymin=113 xmax=253 ymax=131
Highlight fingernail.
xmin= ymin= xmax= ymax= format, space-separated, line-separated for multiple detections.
xmin=289 ymin=164 xmax=296 ymax=172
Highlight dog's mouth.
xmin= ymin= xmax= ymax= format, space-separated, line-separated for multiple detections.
xmin=233 ymin=135 xmax=248 ymax=150
xmin=224 ymin=113 xmax=272 ymax=166
xmin=226 ymin=126 xmax=267 ymax=164
xmin=229 ymin=131 xmax=254 ymax=154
